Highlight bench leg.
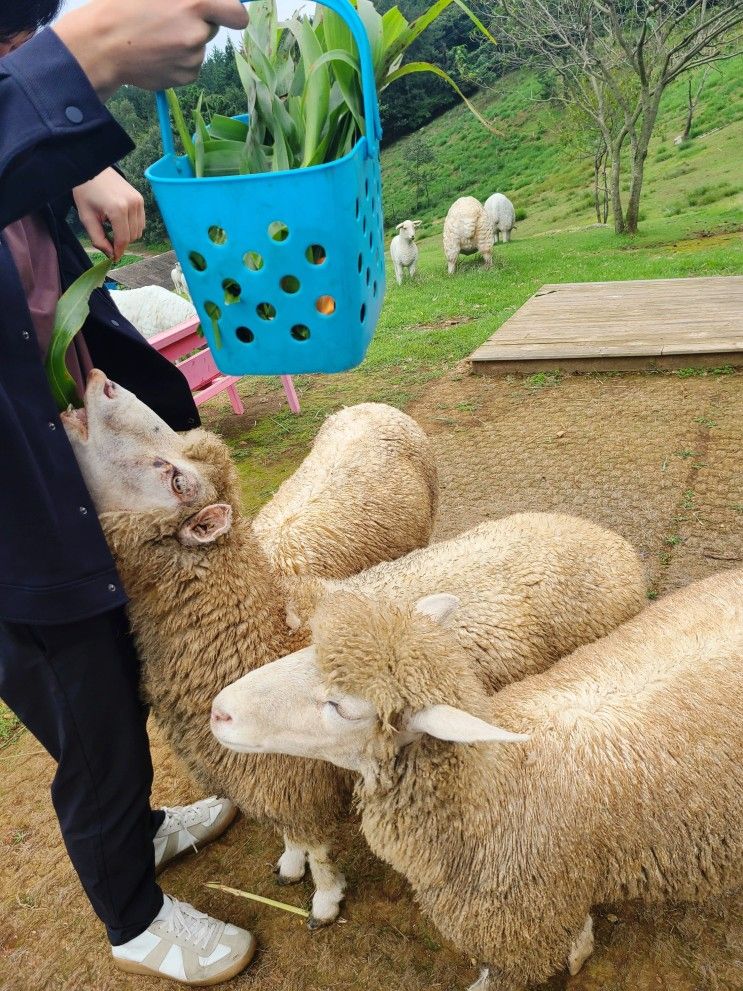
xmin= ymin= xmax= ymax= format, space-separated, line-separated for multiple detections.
xmin=281 ymin=375 xmax=301 ymax=415
xmin=227 ymin=384 xmax=245 ymax=415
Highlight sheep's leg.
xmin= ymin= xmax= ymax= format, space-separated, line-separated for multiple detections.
xmin=567 ymin=914 xmax=594 ymax=976
xmin=481 ymin=248 xmax=493 ymax=270
xmin=467 ymin=967 xmax=491 ymax=990
xmin=393 ymin=261 xmax=404 ymax=286
xmin=408 ymin=260 xmax=417 ymax=278
xmin=503 ymin=229 xmax=511 ymax=243
xmin=447 ymin=257 xmax=457 ymax=275
xmin=274 ymin=836 xmax=306 ymax=885
xmin=306 ymin=844 xmax=346 ymax=929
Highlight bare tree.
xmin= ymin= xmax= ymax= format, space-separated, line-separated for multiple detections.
xmin=494 ymin=0 xmax=743 ymax=233
xmin=678 ymin=65 xmax=711 ymax=142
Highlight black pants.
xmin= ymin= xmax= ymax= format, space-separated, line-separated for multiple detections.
xmin=0 ymin=607 xmax=164 ymax=945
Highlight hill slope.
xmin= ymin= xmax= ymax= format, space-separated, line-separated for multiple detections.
xmin=380 ymin=58 xmax=743 ymax=237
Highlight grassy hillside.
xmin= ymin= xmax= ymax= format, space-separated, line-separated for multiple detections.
xmin=381 ymin=58 xmax=743 ymax=235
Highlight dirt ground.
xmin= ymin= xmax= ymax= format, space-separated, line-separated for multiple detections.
xmin=1 ymin=368 xmax=741 ymax=991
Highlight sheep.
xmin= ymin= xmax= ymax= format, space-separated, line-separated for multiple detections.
xmin=171 ymin=261 xmax=190 ymax=298
xmin=213 ymin=569 xmax=743 ymax=991
xmin=389 ymin=220 xmax=421 ymax=285
xmin=484 ymin=192 xmax=516 ymax=243
xmin=442 ymin=196 xmax=494 ymax=275
xmin=253 ymin=402 xmax=439 ymax=579
xmin=109 ymin=285 xmax=197 ymax=339
xmin=63 ymin=374 xmax=645 ymax=928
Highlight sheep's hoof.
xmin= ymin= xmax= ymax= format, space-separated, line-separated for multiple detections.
xmin=273 ymin=865 xmax=305 ymax=886
xmin=307 ymin=914 xmax=335 ymax=931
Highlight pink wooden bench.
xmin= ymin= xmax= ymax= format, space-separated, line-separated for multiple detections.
xmin=149 ymin=317 xmax=300 ymax=416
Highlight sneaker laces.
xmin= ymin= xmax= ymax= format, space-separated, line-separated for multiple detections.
xmin=160 ymin=797 xmax=217 ymax=853
xmin=165 ymin=899 xmax=220 ymax=953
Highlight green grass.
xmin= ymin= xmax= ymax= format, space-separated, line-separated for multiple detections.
xmin=179 ymin=58 xmax=741 ymax=512
xmin=0 ymin=701 xmax=21 ymax=749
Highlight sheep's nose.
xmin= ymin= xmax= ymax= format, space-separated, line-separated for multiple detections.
xmin=211 ymin=703 xmax=233 ymax=724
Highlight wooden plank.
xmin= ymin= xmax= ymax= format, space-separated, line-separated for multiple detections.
xmin=470 ymin=275 xmax=743 ymax=375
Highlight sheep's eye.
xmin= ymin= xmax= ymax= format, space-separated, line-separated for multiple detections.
xmin=325 ymin=701 xmax=353 ymax=721
xmin=171 ymin=472 xmax=186 ymax=495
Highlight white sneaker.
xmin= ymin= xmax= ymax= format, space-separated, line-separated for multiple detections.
xmin=155 ymin=797 xmax=238 ymax=873
xmin=112 ymin=895 xmax=256 ymax=986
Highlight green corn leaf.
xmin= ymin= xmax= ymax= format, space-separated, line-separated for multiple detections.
xmin=383 ymin=60 xmax=499 ymax=133
xmin=381 ymin=5 xmax=408 ymax=50
xmin=353 ymin=0 xmax=384 ymax=72
xmin=45 ymin=258 xmax=112 ymax=412
xmin=285 ymin=16 xmax=330 ymax=167
xmin=194 ymin=130 xmax=206 ymax=178
xmin=165 ymin=89 xmax=195 ymax=167
xmin=307 ymin=49 xmax=364 ymax=134
xmin=452 ymin=0 xmax=497 ymax=46
xmin=208 ymin=115 xmax=250 ymax=141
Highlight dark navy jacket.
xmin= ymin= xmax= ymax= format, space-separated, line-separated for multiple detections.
xmin=0 ymin=29 xmax=199 ymax=626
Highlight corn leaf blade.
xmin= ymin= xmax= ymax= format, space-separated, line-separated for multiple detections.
xmin=45 ymin=258 xmax=112 ymax=411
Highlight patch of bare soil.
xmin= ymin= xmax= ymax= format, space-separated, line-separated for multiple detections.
xmin=1 ymin=369 xmax=741 ymax=991
xmin=412 ymin=316 xmax=473 ymax=332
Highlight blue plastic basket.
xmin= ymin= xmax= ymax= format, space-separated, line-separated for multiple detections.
xmin=146 ymin=0 xmax=385 ymax=377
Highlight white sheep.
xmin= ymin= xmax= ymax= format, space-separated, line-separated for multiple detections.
xmin=442 ymin=196 xmax=494 ymax=275
xmin=171 ymin=261 xmax=190 ymax=298
xmin=63 ymin=376 xmax=646 ymax=928
xmin=484 ymin=192 xmax=516 ymax=243
xmin=389 ymin=220 xmax=421 ymax=285
xmin=213 ymin=568 xmax=743 ymax=991
xmin=253 ymin=402 xmax=438 ymax=579
xmin=109 ymin=285 xmax=197 ymax=339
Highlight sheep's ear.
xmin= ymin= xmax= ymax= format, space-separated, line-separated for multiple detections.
xmin=395 ymin=222 xmax=405 ymax=230
xmin=406 ymin=704 xmax=529 ymax=744
xmin=178 ymin=503 xmax=233 ymax=546
xmin=415 ymin=593 xmax=460 ymax=625
xmin=413 ymin=220 xmax=422 ymax=227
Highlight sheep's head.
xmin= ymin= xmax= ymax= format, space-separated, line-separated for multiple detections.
xmin=62 ymin=370 xmax=240 ymax=513
xmin=211 ymin=592 xmax=528 ymax=786
xmin=395 ymin=220 xmax=421 ymax=242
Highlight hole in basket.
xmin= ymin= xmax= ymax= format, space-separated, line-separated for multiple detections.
xmin=189 ymin=251 xmax=207 ymax=272
xmin=365 ymin=178 xmax=369 ymax=198
xmin=236 ymin=326 xmax=255 ymax=343
xmin=362 ymin=216 xmax=367 ymax=234
xmin=203 ymin=301 xmax=223 ymax=349
xmin=257 ymin=302 xmax=277 ymax=320
xmin=373 ymin=280 xmax=378 ymax=296
xmin=355 ymin=198 xmax=360 ymax=219
xmin=316 ymin=295 xmax=336 ymax=315
xmin=222 ymin=278 xmax=241 ymax=304
xmin=371 ymin=198 xmax=376 ymax=214
xmin=357 ymin=253 xmax=363 ymax=273
xmin=306 ymin=244 xmax=327 ymax=265
xmin=243 ymin=251 xmax=264 ymax=272
xmin=268 ymin=221 xmax=289 ymax=242
xmin=369 ymin=232 xmax=373 ymax=249
xmin=280 ymin=275 xmax=300 ymax=294
xmin=291 ymin=324 xmax=311 ymax=341
xmin=365 ymin=267 xmax=370 ymax=286
xmin=208 ymin=226 xmax=227 ymax=245
xmin=360 ymin=303 xmax=367 ymax=322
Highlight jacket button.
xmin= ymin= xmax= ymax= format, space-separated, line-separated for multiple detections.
xmin=22 ymin=330 xmax=30 ymax=341
xmin=79 ymin=506 xmax=88 ymax=516
xmin=111 ymin=319 xmax=120 ymax=327
xmin=65 ymin=106 xmax=84 ymax=124
xmin=108 ymin=584 xmax=117 ymax=593
xmin=48 ymin=422 xmax=57 ymax=431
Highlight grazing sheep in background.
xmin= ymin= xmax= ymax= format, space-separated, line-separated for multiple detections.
xmin=213 ymin=569 xmax=743 ymax=991
xmin=389 ymin=220 xmax=421 ymax=285
xmin=109 ymin=285 xmax=196 ymax=339
xmin=171 ymin=261 xmax=190 ymax=298
xmin=442 ymin=196 xmax=494 ymax=275
xmin=484 ymin=192 xmax=516 ymax=243
xmin=253 ymin=402 xmax=438 ymax=579
xmin=63 ymin=375 xmax=647 ymax=927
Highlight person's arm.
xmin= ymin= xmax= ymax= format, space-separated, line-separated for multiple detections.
xmin=0 ymin=0 xmax=247 ymax=228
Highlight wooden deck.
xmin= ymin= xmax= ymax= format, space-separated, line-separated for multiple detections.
xmin=471 ymin=276 xmax=743 ymax=375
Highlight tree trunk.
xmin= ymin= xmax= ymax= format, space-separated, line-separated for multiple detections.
xmin=681 ymin=79 xmax=695 ymax=142
xmin=624 ymin=93 xmax=662 ymax=235
xmin=601 ymin=151 xmax=609 ymax=225
xmin=610 ymin=144 xmax=625 ymax=234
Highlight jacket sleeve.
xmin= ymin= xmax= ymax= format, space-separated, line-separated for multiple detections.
xmin=0 ymin=28 xmax=134 ymax=228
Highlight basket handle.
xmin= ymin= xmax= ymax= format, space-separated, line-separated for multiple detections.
xmin=155 ymin=0 xmax=382 ymax=163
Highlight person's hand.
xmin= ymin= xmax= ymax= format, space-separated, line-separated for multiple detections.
xmin=73 ymin=168 xmax=146 ymax=262
xmin=54 ymin=0 xmax=248 ymax=100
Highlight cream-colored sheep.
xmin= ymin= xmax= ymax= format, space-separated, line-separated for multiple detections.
xmin=442 ymin=196 xmax=494 ymax=275
xmin=65 ymin=375 xmax=645 ymax=930
xmin=214 ymin=570 xmax=743 ymax=991
xmin=484 ymin=192 xmax=516 ymax=243
xmin=389 ymin=220 xmax=421 ymax=285
xmin=253 ymin=403 xmax=438 ymax=578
